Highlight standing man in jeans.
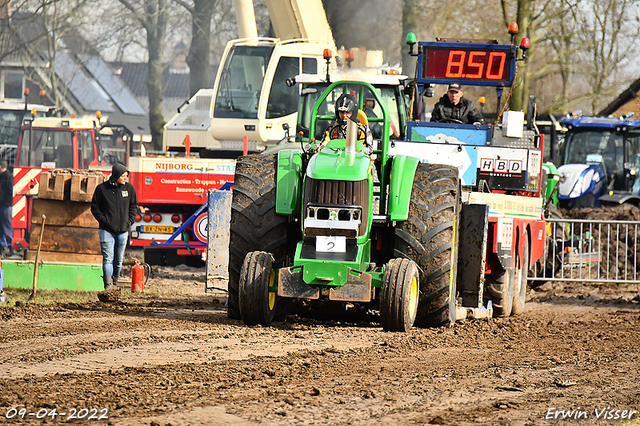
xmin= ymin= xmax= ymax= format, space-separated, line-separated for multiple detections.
xmin=91 ymin=163 xmax=138 ymax=290
xmin=0 ymin=160 xmax=12 ymax=257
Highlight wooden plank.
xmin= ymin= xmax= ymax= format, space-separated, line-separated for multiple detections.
xmin=31 ymin=199 xmax=99 ymax=228
xmin=28 ymin=225 xmax=101 ymax=254
xmin=23 ymin=251 xmax=103 ymax=265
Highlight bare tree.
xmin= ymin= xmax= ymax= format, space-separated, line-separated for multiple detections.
xmin=116 ymin=0 xmax=169 ymax=149
xmin=173 ymin=0 xmax=217 ymax=96
xmin=500 ymin=0 xmax=553 ymax=113
xmin=401 ymin=0 xmax=419 ymax=74
xmin=1 ymin=0 xmax=95 ymax=113
xmin=209 ymin=0 xmax=240 ymax=64
xmin=507 ymin=0 xmax=586 ymax=113
xmin=88 ymin=1 xmax=147 ymax=64
xmin=539 ymin=3 xmax=580 ymax=110
xmin=577 ymin=0 xmax=640 ymax=114
xmin=77 ymin=0 xmax=638 ymax=125
xmin=502 ymin=0 xmax=640 ymax=115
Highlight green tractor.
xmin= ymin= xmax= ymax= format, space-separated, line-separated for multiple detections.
xmin=228 ymin=24 xmax=546 ymax=331
xmin=228 ymin=79 xmax=458 ymax=331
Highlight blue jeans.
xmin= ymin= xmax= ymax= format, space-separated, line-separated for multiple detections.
xmin=0 ymin=206 xmax=12 ymax=249
xmin=99 ymin=229 xmax=128 ymax=278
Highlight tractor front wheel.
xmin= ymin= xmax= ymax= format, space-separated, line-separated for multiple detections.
xmin=228 ymin=154 xmax=292 ymax=319
xmin=380 ymin=258 xmax=420 ymax=332
xmin=239 ymin=251 xmax=278 ymax=326
xmin=394 ymin=164 xmax=460 ymax=327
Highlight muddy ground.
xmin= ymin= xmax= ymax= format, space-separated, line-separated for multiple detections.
xmin=1 ymin=205 xmax=640 ymax=425
xmin=0 ymin=263 xmax=638 ymax=425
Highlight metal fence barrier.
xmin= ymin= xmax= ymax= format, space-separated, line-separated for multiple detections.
xmin=531 ymin=218 xmax=640 ymax=283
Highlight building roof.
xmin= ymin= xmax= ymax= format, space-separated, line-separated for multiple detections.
xmin=0 ymin=12 xmax=150 ymax=133
xmin=599 ymin=77 xmax=640 ymax=118
xmin=111 ymin=62 xmax=190 ymax=100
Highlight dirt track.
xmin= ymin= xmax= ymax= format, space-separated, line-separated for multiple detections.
xmin=1 ymin=261 xmax=639 ymax=426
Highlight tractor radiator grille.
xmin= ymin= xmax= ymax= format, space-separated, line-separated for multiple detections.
xmin=303 ymin=178 xmax=369 ymax=236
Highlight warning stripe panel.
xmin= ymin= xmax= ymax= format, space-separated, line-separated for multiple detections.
xmin=13 ymin=167 xmax=42 ymax=196
xmin=12 ymin=167 xmax=43 ymax=227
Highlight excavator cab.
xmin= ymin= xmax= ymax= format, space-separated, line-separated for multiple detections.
xmin=209 ymin=39 xmax=328 ymax=145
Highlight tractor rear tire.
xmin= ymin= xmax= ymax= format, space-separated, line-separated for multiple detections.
xmin=380 ymin=258 xmax=420 ymax=332
xmin=239 ymin=251 xmax=277 ymax=326
xmin=511 ymin=236 xmax=529 ymax=315
xmin=394 ymin=164 xmax=459 ymax=327
xmin=228 ymin=154 xmax=290 ymax=319
xmin=485 ymin=267 xmax=514 ymax=317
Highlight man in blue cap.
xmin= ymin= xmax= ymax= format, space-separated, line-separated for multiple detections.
xmin=91 ymin=163 xmax=138 ymax=290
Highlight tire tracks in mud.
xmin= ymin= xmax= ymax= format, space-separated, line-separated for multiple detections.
xmin=0 ymin=275 xmax=639 ymax=425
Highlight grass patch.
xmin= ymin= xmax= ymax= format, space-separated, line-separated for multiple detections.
xmin=1 ymin=282 xmax=203 ymax=307
xmin=1 ymin=287 xmax=100 ymax=305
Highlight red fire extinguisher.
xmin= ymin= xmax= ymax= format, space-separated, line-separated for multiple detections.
xmin=131 ymin=259 xmax=146 ymax=292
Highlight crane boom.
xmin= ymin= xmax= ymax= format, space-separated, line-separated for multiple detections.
xmin=263 ymin=0 xmax=336 ymax=51
xmin=233 ymin=0 xmax=259 ymax=40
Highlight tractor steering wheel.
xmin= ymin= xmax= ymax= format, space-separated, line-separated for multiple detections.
xmin=441 ymin=118 xmax=464 ymax=124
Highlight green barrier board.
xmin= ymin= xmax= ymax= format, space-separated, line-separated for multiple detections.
xmin=2 ymin=260 xmax=103 ymax=292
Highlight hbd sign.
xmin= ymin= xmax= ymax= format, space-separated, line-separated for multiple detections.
xmin=475 ymin=148 xmax=529 ymax=191
xmin=479 ymin=158 xmax=523 ymax=175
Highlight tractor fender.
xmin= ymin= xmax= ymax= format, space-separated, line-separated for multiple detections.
xmin=599 ymin=192 xmax=640 ymax=205
xmin=388 ymin=155 xmax=420 ymax=221
xmin=276 ymin=149 xmax=303 ymax=215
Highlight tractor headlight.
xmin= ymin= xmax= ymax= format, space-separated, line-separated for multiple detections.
xmin=304 ymin=204 xmax=362 ymax=237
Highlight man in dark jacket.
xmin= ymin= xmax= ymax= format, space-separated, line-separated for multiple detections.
xmin=0 ymin=160 xmax=12 ymax=256
xmin=431 ymin=83 xmax=484 ymax=124
xmin=91 ymin=163 xmax=138 ymax=290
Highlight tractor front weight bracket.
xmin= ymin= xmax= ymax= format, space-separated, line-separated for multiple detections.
xmin=277 ymin=265 xmax=377 ymax=302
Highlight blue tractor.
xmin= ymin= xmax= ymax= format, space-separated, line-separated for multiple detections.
xmin=555 ymin=116 xmax=640 ymax=208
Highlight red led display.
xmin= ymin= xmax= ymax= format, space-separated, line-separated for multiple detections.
xmin=424 ymin=47 xmax=513 ymax=84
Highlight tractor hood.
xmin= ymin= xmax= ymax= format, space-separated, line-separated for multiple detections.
xmin=557 ymin=163 xmax=605 ymax=199
xmin=306 ymin=139 xmax=371 ymax=181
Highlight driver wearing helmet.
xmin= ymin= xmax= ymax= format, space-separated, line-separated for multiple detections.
xmin=431 ymin=83 xmax=484 ymax=125
xmin=319 ymin=93 xmax=373 ymax=155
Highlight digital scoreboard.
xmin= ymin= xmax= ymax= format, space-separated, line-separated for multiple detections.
xmin=419 ymin=43 xmax=516 ymax=86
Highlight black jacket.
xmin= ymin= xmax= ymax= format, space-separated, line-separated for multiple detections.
xmin=431 ymin=94 xmax=484 ymax=124
xmin=0 ymin=169 xmax=12 ymax=208
xmin=91 ymin=178 xmax=138 ymax=234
